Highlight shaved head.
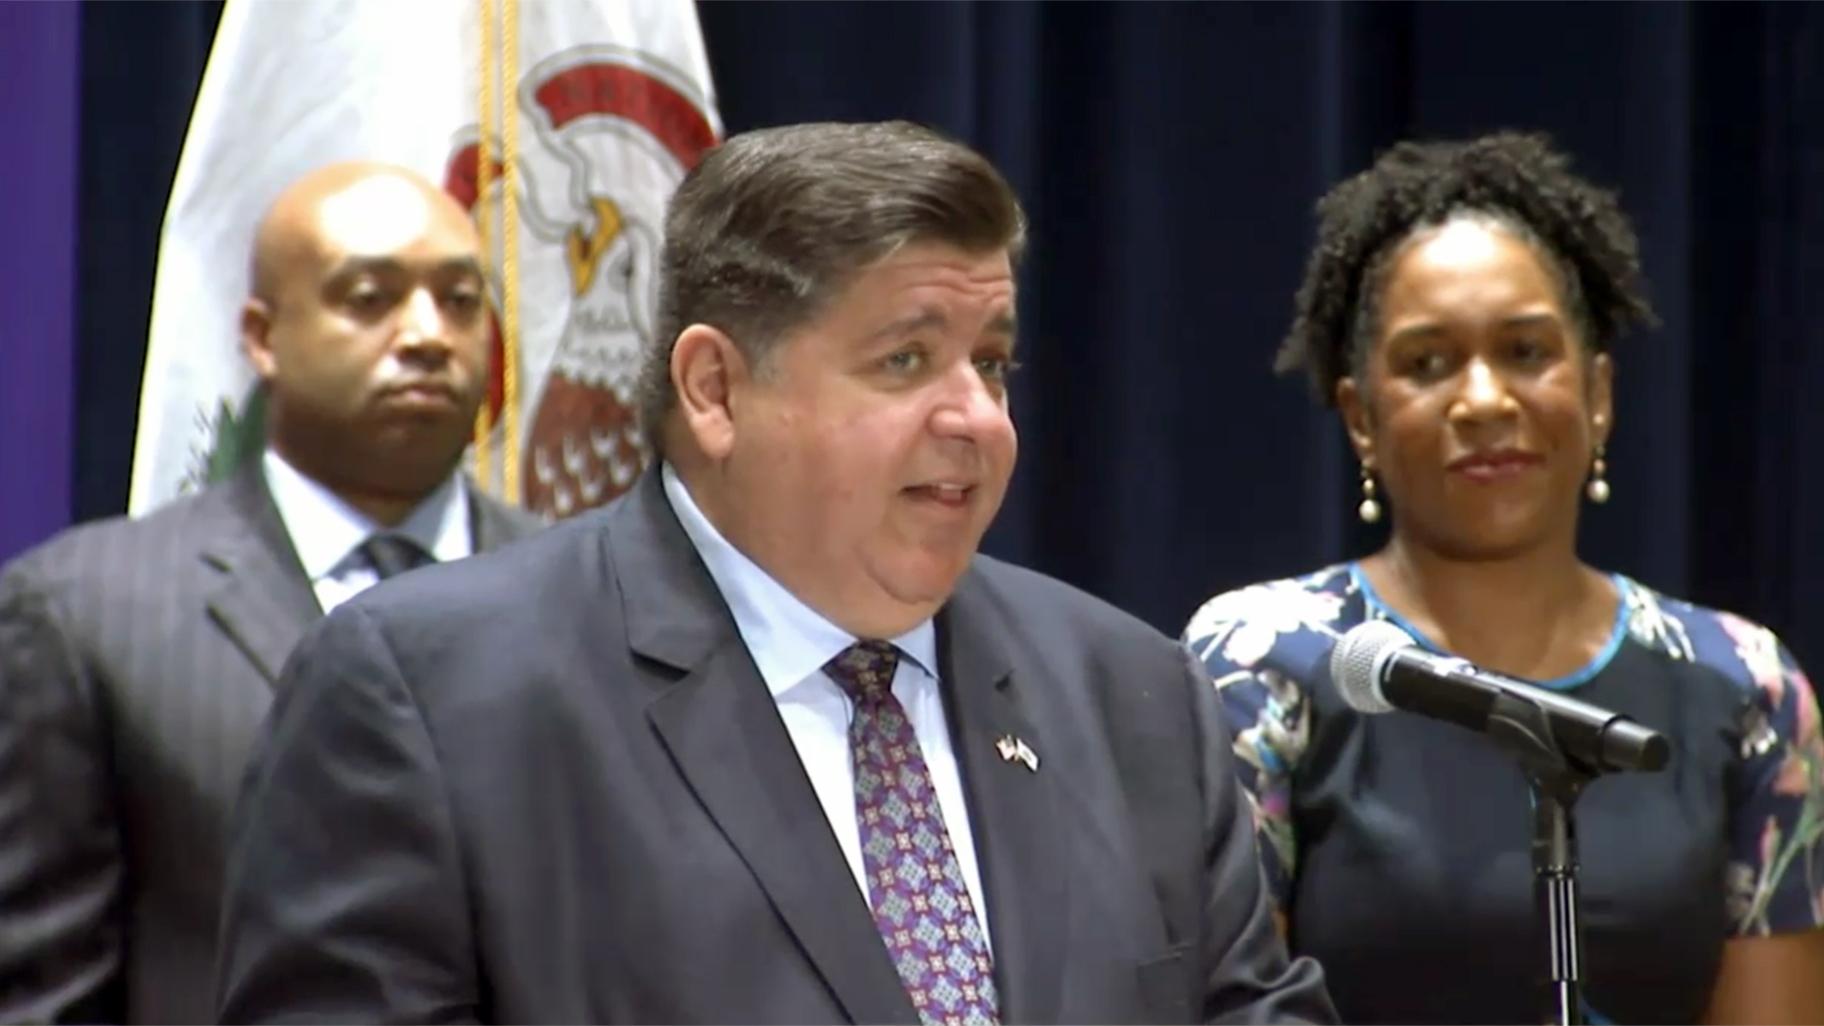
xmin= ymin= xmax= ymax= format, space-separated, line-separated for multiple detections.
xmin=251 ymin=162 xmax=480 ymax=303
xmin=241 ymin=161 xmax=493 ymax=526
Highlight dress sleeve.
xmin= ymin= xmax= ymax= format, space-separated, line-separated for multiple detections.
xmin=1719 ymin=615 xmax=1824 ymax=936
xmin=1184 ymin=603 xmax=1313 ymax=914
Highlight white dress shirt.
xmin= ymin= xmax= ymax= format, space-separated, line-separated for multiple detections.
xmin=661 ymin=463 xmax=993 ymax=949
xmin=262 ymin=449 xmax=473 ymax=614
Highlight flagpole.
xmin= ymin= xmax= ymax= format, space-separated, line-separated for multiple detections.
xmin=500 ymin=0 xmax=522 ymax=506
xmin=472 ymin=0 xmax=496 ymax=496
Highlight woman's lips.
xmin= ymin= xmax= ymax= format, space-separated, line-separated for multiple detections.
xmin=1448 ymin=451 xmax=1544 ymax=482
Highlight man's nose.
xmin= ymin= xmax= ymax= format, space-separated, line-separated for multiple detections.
xmin=928 ymin=361 xmax=1011 ymax=441
xmin=395 ymin=289 xmax=451 ymax=357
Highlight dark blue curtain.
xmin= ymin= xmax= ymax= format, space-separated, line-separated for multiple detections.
xmin=41 ymin=1 xmax=1824 ymax=666
xmin=65 ymin=1 xmax=223 ymax=526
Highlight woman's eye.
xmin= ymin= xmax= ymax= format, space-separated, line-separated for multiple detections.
xmin=1405 ymin=351 xmax=1449 ymax=379
xmin=1510 ymin=339 xmax=1549 ymax=365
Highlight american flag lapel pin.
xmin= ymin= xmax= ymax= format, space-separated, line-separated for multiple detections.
xmin=997 ymin=734 xmax=1039 ymax=772
xmin=1014 ymin=738 xmax=1039 ymax=772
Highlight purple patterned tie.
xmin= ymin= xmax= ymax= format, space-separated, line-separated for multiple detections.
xmin=825 ymin=641 xmax=1000 ymax=1025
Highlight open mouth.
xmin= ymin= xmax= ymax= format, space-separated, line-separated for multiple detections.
xmin=904 ymin=483 xmax=974 ymax=508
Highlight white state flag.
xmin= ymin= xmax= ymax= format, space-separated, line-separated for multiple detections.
xmin=131 ymin=0 xmax=720 ymax=518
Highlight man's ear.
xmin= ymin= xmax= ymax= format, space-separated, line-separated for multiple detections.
xmin=671 ymin=323 xmax=749 ymax=461
xmin=1336 ymin=375 xmax=1375 ymax=467
xmin=242 ymin=299 xmax=278 ymax=382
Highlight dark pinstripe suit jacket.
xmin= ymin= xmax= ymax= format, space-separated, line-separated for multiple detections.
xmin=0 ymin=463 xmax=540 ymax=1024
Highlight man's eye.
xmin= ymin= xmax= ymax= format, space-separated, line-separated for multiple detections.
xmin=883 ymin=349 xmax=926 ymax=374
xmin=975 ymin=356 xmax=1021 ymax=381
xmin=347 ymin=286 xmax=389 ymax=312
xmin=446 ymin=290 xmax=485 ymax=315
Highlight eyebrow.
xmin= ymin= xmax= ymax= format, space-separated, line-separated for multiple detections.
xmin=1383 ymin=323 xmax=1445 ymax=347
xmin=869 ymin=309 xmax=1019 ymax=343
xmin=1499 ymin=312 xmax=1561 ymax=330
xmin=328 ymin=255 xmax=486 ymax=280
xmin=1385 ymin=311 xmax=1562 ymax=345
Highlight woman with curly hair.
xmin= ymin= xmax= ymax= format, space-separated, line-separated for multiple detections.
xmin=1183 ymin=132 xmax=1824 ymax=1024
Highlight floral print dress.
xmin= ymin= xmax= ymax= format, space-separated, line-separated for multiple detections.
xmin=1184 ymin=564 xmax=1823 ymax=1024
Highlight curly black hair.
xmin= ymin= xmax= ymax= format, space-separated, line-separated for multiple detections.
xmin=1276 ymin=131 xmax=1659 ymax=406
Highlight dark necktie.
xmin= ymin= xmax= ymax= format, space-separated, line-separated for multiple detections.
xmin=360 ymin=534 xmax=433 ymax=580
xmin=823 ymin=641 xmax=1000 ymax=1025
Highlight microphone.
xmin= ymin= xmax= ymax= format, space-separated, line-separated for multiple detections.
xmin=1329 ymin=619 xmax=1669 ymax=774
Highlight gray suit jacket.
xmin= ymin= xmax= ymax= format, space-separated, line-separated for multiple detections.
xmin=216 ymin=472 xmax=1334 ymax=1024
xmin=0 ymin=464 xmax=540 ymax=1024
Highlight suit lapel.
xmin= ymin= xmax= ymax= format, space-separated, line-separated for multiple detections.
xmin=199 ymin=468 xmax=533 ymax=686
xmin=201 ymin=466 xmax=321 ymax=684
xmin=617 ymin=474 xmax=918 ymax=1025
xmin=939 ymin=573 xmax=1069 ymax=1024
xmin=467 ymin=481 xmax=541 ymax=552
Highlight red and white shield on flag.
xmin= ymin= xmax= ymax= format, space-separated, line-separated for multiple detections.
xmin=445 ymin=50 xmax=717 ymax=519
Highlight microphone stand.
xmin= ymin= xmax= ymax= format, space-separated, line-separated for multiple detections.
xmin=1483 ymin=690 xmax=1596 ymax=1026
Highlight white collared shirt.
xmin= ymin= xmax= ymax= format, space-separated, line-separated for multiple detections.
xmin=262 ymin=448 xmax=473 ymax=614
xmin=661 ymin=463 xmax=992 ymax=948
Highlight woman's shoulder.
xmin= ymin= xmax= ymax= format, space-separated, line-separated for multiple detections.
xmin=1182 ymin=563 xmax=1360 ymax=680
xmin=1617 ymin=576 xmax=1810 ymax=699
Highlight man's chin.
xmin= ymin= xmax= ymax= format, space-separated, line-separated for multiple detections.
xmin=366 ymin=413 xmax=472 ymax=456
xmin=368 ymin=400 xmax=475 ymax=431
xmin=876 ymin=561 xmax=972 ymax=617
xmin=358 ymin=430 xmax=469 ymax=489
xmin=836 ymin=604 xmax=942 ymax=642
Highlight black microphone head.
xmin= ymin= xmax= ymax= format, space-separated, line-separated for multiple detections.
xmin=1330 ymin=619 xmax=1416 ymax=715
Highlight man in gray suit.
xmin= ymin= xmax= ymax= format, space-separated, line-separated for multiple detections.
xmin=216 ymin=123 xmax=1335 ymax=1024
xmin=0 ymin=162 xmax=540 ymax=1023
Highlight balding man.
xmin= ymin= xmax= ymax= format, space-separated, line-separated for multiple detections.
xmin=0 ymin=163 xmax=540 ymax=1023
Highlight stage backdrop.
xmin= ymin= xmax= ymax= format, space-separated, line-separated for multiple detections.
xmin=35 ymin=1 xmax=1824 ymax=666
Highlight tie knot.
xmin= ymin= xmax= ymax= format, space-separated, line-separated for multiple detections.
xmin=361 ymin=534 xmax=433 ymax=581
xmin=825 ymin=640 xmax=900 ymax=702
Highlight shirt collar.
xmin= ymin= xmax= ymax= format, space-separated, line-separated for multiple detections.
xmin=262 ymin=448 xmax=472 ymax=582
xmin=660 ymin=462 xmax=937 ymax=695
